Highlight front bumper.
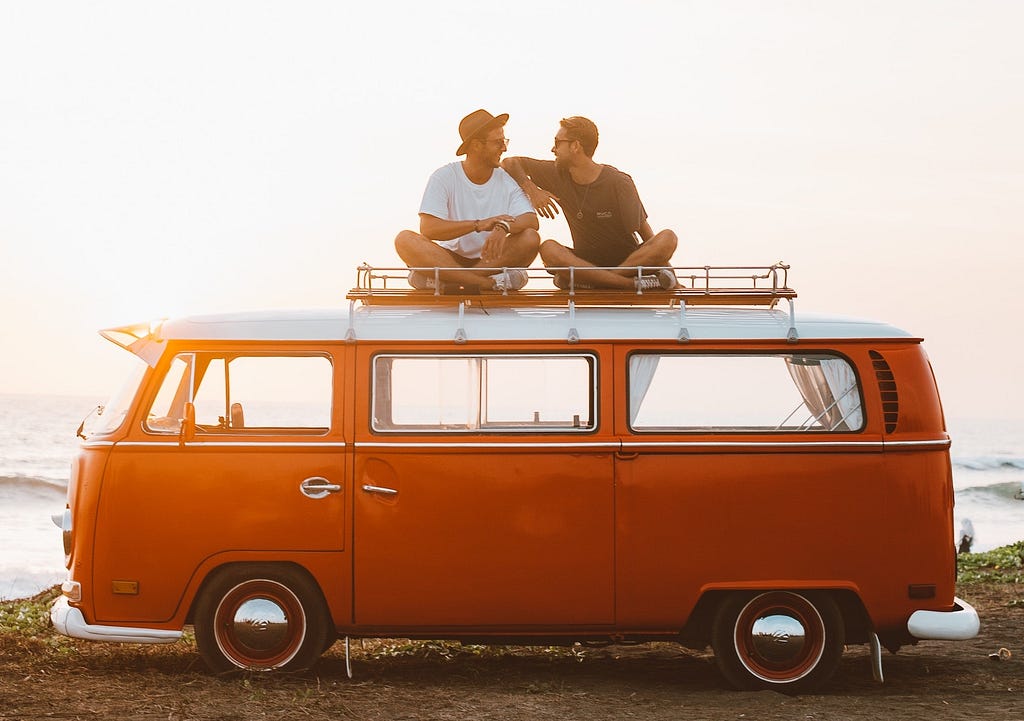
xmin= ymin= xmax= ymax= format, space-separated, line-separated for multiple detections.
xmin=907 ymin=596 xmax=980 ymax=640
xmin=50 ymin=595 xmax=182 ymax=644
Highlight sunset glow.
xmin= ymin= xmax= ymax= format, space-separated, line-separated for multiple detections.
xmin=1 ymin=1 xmax=1021 ymax=420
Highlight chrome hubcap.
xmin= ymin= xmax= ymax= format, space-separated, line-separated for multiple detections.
xmin=750 ymin=613 xmax=808 ymax=665
xmin=231 ymin=597 xmax=290 ymax=653
xmin=734 ymin=592 xmax=825 ymax=683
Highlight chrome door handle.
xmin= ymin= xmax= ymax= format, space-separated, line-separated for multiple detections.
xmin=300 ymin=477 xmax=342 ymax=499
xmin=361 ymin=484 xmax=398 ymax=496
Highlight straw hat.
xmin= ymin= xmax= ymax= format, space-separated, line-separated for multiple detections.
xmin=456 ymin=109 xmax=509 ymax=156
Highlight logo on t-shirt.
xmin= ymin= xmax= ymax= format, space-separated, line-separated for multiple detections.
xmin=596 ymin=211 xmax=613 ymax=219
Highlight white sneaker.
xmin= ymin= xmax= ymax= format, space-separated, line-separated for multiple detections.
xmin=656 ymin=268 xmax=679 ymax=289
xmin=635 ymin=269 xmax=678 ymax=292
xmin=490 ymin=269 xmax=528 ymax=292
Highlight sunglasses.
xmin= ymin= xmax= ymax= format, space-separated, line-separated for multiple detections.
xmin=479 ymin=137 xmax=509 ymax=150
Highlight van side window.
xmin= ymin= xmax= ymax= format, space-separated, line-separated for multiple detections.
xmin=145 ymin=353 xmax=332 ymax=434
xmin=373 ymin=354 xmax=595 ymax=432
xmin=629 ymin=353 xmax=864 ymax=432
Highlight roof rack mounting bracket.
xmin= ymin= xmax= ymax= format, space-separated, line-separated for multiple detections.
xmin=567 ymin=299 xmax=579 ymax=343
xmin=677 ymin=299 xmax=690 ymax=342
xmin=786 ymin=298 xmax=799 ymax=343
xmin=344 ymin=300 xmax=357 ymax=342
xmin=454 ymin=300 xmax=467 ymax=344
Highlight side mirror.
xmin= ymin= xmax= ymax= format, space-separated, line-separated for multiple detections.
xmin=179 ymin=402 xmax=196 ymax=447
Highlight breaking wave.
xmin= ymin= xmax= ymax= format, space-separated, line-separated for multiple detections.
xmin=952 ymin=456 xmax=1024 ymax=472
xmin=0 ymin=474 xmax=67 ymax=498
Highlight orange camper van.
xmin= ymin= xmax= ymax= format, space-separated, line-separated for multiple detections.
xmin=51 ymin=264 xmax=978 ymax=692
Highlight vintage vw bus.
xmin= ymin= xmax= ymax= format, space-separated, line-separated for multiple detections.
xmin=51 ymin=264 xmax=978 ymax=692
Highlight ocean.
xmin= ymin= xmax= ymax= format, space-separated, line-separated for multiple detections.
xmin=1 ymin=392 xmax=1022 ymax=601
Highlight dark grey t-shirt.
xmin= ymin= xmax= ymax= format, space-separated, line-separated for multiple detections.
xmin=519 ymin=158 xmax=647 ymax=267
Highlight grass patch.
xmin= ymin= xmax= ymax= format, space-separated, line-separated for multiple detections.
xmin=958 ymin=541 xmax=1024 ymax=584
xmin=0 ymin=585 xmax=61 ymax=637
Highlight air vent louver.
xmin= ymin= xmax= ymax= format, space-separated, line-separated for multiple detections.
xmin=870 ymin=350 xmax=898 ymax=433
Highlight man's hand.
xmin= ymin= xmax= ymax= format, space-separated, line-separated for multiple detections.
xmin=478 ymin=215 xmax=516 ymax=233
xmin=479 ymin=227 xmax=508 ymax=266
xmin=526 ymin=186 xmax=561 ymax=219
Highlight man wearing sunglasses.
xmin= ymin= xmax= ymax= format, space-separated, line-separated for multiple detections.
xmin=395 ymin=109 xmax=540 ymax=292
xmin=502 ymin=116 xmax=678 ymax=291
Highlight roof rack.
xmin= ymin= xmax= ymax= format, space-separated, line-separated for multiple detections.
xmin=346 ymin=262 xmax=795 ymax=309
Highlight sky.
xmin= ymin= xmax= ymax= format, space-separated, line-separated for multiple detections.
xmin=1 ymin=0 xmax=1022 ymax=421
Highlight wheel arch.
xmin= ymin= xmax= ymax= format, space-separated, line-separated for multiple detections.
xmin=681 ymin=586 xmax=871 ymax=645
xmin=185 ymin=559 xmax=332 ymax=627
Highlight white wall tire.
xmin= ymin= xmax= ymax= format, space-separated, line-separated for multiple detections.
xmin=194 ymin=565 xmax=330 ymax=673
xmin=711 ymin=591 xmax=844 ymax=693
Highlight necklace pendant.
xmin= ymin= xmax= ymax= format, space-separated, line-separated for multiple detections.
xmin=576 ymin=211 xmax=583 ymax=220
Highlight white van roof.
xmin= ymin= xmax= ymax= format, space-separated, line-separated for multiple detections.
xmin=100 ymin=264 xmax=917 ymax=362
xmin=148 ymin=305 xmax=914 ymax=343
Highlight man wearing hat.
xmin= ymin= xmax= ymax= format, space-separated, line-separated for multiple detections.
xmin=395 ymin=109 xmax=540 ymax=291
xmin=502 ymin=116 xmax=678 ymax=291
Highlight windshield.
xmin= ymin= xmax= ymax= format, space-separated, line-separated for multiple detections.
xmin=81 ymin=357 xmax=149 ymax=437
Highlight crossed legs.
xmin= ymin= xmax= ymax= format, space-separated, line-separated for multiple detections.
xmin=540 ymin=229 xmax=678 ymax=290
xmin=395 ymin=229 xmax=540 ymax=289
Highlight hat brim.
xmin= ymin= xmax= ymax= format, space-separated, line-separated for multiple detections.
xmin=456 ymin=112 xmax=509 ymax=156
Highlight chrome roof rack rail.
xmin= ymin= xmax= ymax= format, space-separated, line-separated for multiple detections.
xmin=347 ymin=262 xmax=796 ymax=311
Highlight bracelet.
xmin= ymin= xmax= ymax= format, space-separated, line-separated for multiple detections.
xmin=473 ymin=219 xmax=480 ymax=232
xmin=495 ymin=219 xmax=511 ymax=233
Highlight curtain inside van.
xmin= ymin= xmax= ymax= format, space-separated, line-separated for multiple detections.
xmin=629 ymin=355 xmax=660 ymax=424
xmin=785 ymin=356 xmax=863 ymax=431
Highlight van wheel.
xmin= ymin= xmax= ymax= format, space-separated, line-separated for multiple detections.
xmin=194 ymin=565 xmax=330 ymax=673
xmin=711 ymin=591 xmax=844 ymax=693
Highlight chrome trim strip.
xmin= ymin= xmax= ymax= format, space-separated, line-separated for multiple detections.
xmin=620 ymin=441 xmax=885 ymax=450
xmin=620 ymin=439 xmax=948 ymax=450
xmin=356 ymin=439 xmax=951 ymax=451
xmin=94 ymin=439 xmax=948 ymax=451
xmin=884 ymin=439 xmax=952 ymax=449
xmin=356 ymin=441 xmax=621 ymax=450
xmin=114 ymin=441 xmax=348 ymax=449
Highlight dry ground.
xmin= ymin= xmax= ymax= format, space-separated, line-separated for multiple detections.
xmin=1 ymin=585 xmax=1022 ymax=720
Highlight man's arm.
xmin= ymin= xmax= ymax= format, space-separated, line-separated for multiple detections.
xmin=636 ymin=219 xmax=655 ymax=242
xmin=507 ymin=211 xmax=539 ymax=234
xmin=419 ymin=213 xmax=532 ymax=241
xmin=501 ymin=157 xmax=561 ymax=219
xmin=419 ymin=214 xmax=479 ymax=241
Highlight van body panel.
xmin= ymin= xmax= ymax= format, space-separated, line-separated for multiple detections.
xmin=65 ymin=445 xmax=112 ymax=612
xmin=614 ymin=449 xmax=885 ymax=627
xmin=84 ymin=340 xmax=349 ymax=626
xmin=351 ymin=343 xmax=617 ymax=628
xmin=53 ymin=298 xmax=976 ymax=687
xmin=92 ymin=442 xmax=346 ymax=623
xmin=352 ymin=446 xmax=615 ymax=627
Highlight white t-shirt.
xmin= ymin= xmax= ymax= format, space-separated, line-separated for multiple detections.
xmin=419 ymin=162 xmax=534 ymax=259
